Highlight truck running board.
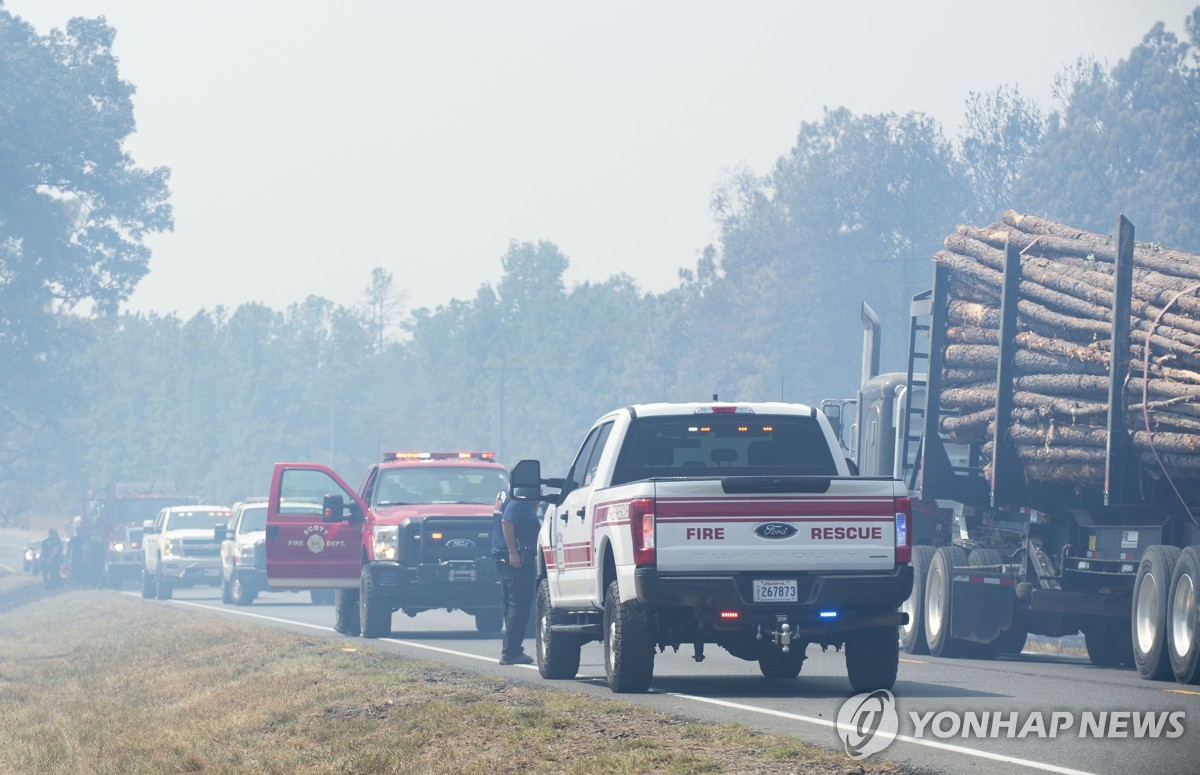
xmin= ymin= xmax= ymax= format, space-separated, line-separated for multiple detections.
xmin=546 ymin=623 xmax=603 ymax=636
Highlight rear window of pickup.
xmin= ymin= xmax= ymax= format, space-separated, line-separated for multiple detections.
xmin=610 ymin=414 xmax=837 ymax=486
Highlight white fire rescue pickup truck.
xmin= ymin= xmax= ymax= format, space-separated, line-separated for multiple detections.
xmin=511 ymin=401 xmax=913 ymax=693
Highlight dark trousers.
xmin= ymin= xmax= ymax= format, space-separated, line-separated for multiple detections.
xmin=500 ymin=556 xmax=536 ymax=656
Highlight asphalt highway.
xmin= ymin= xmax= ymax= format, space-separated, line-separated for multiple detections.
xmin=1 ymin=528 xmax=1196 ymax=775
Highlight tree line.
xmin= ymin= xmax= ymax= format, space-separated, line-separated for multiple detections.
xmin=2 ymin=6 xmax=1199 ymax=519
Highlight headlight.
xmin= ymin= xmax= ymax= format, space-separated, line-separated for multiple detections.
xmin=238 ymin=544 xmax=256 ymax=564
xmin=373 ymin=526 xmax=399 ymax=561
xmin=112 ymin=542 xmax=125 ymax=553
xmin=161 ymin=539 xmax=174 ymax=558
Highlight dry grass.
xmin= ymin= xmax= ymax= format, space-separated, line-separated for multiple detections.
xmin=0 ymin=590 xmax=910 ymax=775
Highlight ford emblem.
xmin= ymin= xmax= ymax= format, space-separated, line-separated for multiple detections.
xmin=754 ymin=522 xmax=797 ymax=539
xmin=445 ymin=538 xmax=475 ymax=550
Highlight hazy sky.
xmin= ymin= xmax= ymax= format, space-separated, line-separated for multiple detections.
xmin=8 ymin=1 xmax=1199 ymax=318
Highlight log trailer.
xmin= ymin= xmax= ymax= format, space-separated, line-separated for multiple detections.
xmin=826 ymin=213 xmax=1200 ymax=685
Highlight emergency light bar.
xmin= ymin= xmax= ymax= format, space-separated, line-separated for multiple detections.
xmin=382 ymin=451 xmax=497 ymax=462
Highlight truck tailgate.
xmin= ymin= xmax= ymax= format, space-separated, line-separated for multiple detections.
xmin=652 ymin=478 xmax=898 ymax=573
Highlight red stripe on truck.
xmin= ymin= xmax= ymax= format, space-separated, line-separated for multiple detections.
xmin=656 ymin=500 xmax=894 ymax=518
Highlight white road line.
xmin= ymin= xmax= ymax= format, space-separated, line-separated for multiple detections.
xmin=382 ymin=637 xmax=536 ymax=671
xmin=155 ymin=596 xmax=1093 ymax=775
xmin=665 ymin=692 xmax=1096 ymax=775
xmin=0 ymin=563 xmax=18 ymax=574
xmin=155 ymin=597 xmax=337 ymax=632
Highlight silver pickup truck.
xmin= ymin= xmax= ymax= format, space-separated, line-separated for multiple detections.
xmin=516 ymin=401 xmax=913 ymax=693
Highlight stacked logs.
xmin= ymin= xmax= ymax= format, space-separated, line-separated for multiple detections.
xmin=933 ymin=211 xmax=1200 ymax=485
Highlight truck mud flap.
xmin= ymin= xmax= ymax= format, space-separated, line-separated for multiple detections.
xmin=950 ymin=575 xmax=1015 ymax=644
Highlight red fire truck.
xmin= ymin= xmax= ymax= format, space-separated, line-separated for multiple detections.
xmin=266 ymin=452 xmax=509 ymax=637
xmin=86 ymin=482 xmax=201 ymax=587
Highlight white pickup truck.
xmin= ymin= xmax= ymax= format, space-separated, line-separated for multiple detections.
xmin=512 ymin=401 xmax=913 ymax=693
xmin=140 ymin=505 xmax=231 ymax=600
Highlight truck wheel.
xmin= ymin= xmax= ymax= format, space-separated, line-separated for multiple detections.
xmin=155 ymin=563 xmax=172 ymax=601
xmin=334 ymin=588 xmax=360 ymax=636
xmin=535 ymin=578 xmax=581 ymax=679
xmin=1133 ymin=545 xmax=1181 ymax=680
xmin=845 ymin=626 xmax=899 ymax=692
xmin=231 ymin=572 xmax=256 ymax=606
xmin=758 ymin=648 xmax=806 ymax=679
xmin=221 ymin=576 xmax=233 ymax=604
xmin=310 ymin=590 xmax=335 ymax=605
xmin=1168 ymin=546 xmax=1200 ymax=684
xmin=924 ymin=546 xmax=968 ymax=657
xmin=140 ymin=568 xmax=155 ymax=599
xmin=359 ymin=567 xmax=391 ymax=639
xmin=602 ymin=580 xmax=655 ymax=693
xmin=474 ymin=609 xmax=503 ymax=634
xmin=900 ymin=545 xmax=934 ymax=654
xmin=968 ymin=548 xmax=1002 ymax=568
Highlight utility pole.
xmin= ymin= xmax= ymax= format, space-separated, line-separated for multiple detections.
xmin=483 ymin=367 xmax=523 ymax=464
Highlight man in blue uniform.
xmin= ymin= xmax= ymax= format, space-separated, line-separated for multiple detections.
xmin=492 ymin=486 xmax=540 ymax=665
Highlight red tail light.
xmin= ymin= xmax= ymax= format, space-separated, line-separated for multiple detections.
xmin=894 ymin=497 xmax=912 ymax=564
xmin=629 ymin=498 xmax=656 ymax=566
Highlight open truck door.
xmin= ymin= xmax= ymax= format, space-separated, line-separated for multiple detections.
xmin=266 ymin=463 xmax=365 ymax=589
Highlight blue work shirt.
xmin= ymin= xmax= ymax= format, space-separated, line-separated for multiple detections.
xmin=491 ymin=488 xmax=540 ymax=555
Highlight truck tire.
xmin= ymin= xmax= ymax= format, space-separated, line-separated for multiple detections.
xmin=359 ymin=567 xmax=391 ymax=639
xmin=310 ymin=590 xmax=335 ymax=606
xmin=231 ymin=572 xmax=256 ymax=606
xmin=602 ymin=580 xmax=655 ymax=693
xmin=535 ymin=578 xmax=581 ymax=679
xmin=221 ymin=576 xmax=233 ymax=604
xmin=334 ymin=588 xmax=360 ymax=635
xmin=1168 ymin=546 xmax=1200 ymax=684
xmin=1084 ymin=619 xmax=1132 ymax=667
xmin=900 ymin=545 xmax=935 ymax=654
xmin=155 ymin=562 xmax=172 ymax=601
xmin=968 ymin=548 xmax=1002 ymax=568
xmin=140 ymin=568 xmax=155 ymax=599
xmin=1133 ymin=545 xmax=1181 ymax=681
xmin=758 ymin=648 xmax=806 ymax=679
xmin=474 ymin=609 xmax=503 ymax=634
xmin=845 ymin=626 xmax=899 ymax=692
xmin=924 ymin=546 xmax=968 ymax=657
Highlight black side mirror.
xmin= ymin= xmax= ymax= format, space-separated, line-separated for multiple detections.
xmin=322 ymin=494 xmax=345 ymax=523
xmin=511 ymin=459 xmax=541 ymax=489
xmin=213 ymin=523 xmax=227 ymax=542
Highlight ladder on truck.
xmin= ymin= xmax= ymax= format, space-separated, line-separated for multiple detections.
xmin=901 ymin=265 xmax=989 ymax=505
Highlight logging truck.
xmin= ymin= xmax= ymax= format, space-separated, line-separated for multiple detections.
xmin=823 ymin=212 xmax=1200 ymax=685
